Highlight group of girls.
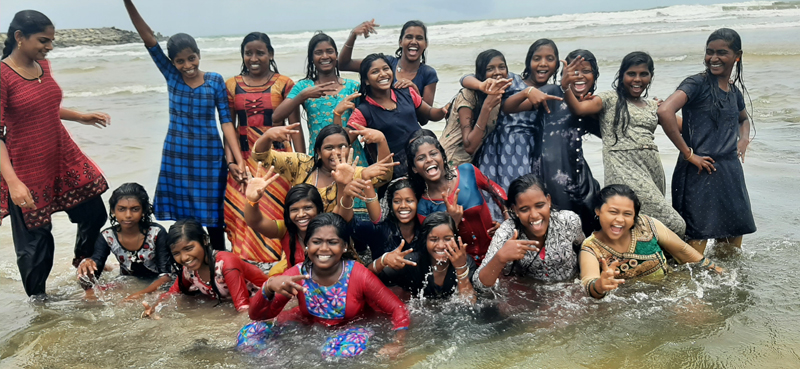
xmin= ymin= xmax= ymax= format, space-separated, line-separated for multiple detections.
xmin=1 ymin=1 xmax=755 ymax=358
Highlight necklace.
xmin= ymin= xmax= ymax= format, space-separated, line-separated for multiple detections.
xmin=6 ymin=58 xmax=42 ymax=83
xmin=431 ymin=262 xmax=448 ymax=273
xmin=425 ymin=176 xmax=451 ymax=205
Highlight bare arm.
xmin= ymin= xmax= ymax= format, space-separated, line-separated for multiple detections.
xmin=658 ymin=91 xmax=716 ymax=174
xmin=339 ymin=20 xmax=379 ymax=72
xmin=416 ymin=100 xmax=447 ymax=122
xmin=737 ymin=109 xmax=751 ymax=162
xmin=123 ymin=0 xmax=158 ymax=48
xmin=288 ymin=107 xmax=304 ymax=153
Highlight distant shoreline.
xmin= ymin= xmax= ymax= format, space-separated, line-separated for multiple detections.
xmin=0 ymin=26 xmax=167 ymax=48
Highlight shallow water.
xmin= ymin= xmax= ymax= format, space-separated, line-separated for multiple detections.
xmin=3 ymin=2 xmax=800 ymax=368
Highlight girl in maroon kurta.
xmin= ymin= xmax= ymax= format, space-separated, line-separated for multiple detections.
xmin=1 ymin=11 xmax=110 ymax=297
xmin=250 ymin=213 xmax=410 ymax=357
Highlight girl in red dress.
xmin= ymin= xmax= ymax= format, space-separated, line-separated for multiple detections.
xmin=1 ymin=10 xmax=110 ymax=298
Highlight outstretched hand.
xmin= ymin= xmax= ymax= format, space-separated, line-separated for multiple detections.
xmin=245 ymin=164 xmax=280 ymax=203
xmin=262 ymin=122 xmax=301 ymax=144
xmin=331 ymin=147 xmax=357 ymax=186
xmin=352 ymin=19 xmax=380 ymax=38
xmin=77 ymin=112 xmax=111 ymax=128
xmin=596 ymin=258 xmax=625 ymax=294
xmin=445 ymin=236 xmax=469 ymax=270
xmin=382 ymin=240 xmax=417 ymax=270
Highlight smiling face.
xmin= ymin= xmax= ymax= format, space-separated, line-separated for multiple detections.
xmin=243 ymin=40 xmax=272 ymax=76
xmin=705 ymin=39 xmax=739 ymax=78
xmin=426 ymin=224 xmax=455 ymax=263
xmin=530 ymin=45 xmax=558 ymax=86
xmin=172 ymin=47 xmax=201 ymax=79
xmin=16 ymin=27 xmax=55 ymax=61
xmin=511 ymin=187 xmax=551 ymax=239
xmin=288 ymin=199 xmax=319 ymax=233
xmin=114 ymin=197 xmax=143 ymax=232
xmin=622 ymin=64 xmax=651 ymax=98
xmin=484 ymin=55 xmax=509 ymax=80
xmin=392 ymin=187 xmax=418 ymax=224
xmin=570 ymin=60 xmax=596 ymax=96
xmin=412 ymin=142 xmax=445 ymax=183
xmin=171 ymin=239 xmax=207 ymax=271
xmin=317 ymin=133 xmax=349 ymax=171
xmin=596 ymin=195 xmax=637 ymax=242
xmin=313 ymin=41 xmax=337 ymax=74
xmin=365 ymin=58 xmax=393 ymax=92
xmin=306 ymin=225 xmax=345 ymax=269
xmin=400 ymin=26 xmax=427 ymax=62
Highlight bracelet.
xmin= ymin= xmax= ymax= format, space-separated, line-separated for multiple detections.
xmin=525 ymin=86 xmax=534 ymax=96
xmin=343 ymin=43 xmax=353 ymax=48
xmin=456 ymin=268 xmax=470 ymax=280
xmin=364 ymin=194 xmax=378 ymax=203
xmin=261 ymin=281 xmax=272 ymax=300
xmin=684 ymin=148 xmax=694 ymax=161
xmin=339 ymin=196 xmax=354 ymax=210
xmin=454 ymin=263 xmax=469 ymax=270
xmin=475 ymin=124 xmax=484 ymax=131
xmin=590 ymin=279 xmax=607 ymax=297
xmin=698 ymin=257 xmax=717 ymax=270
xmin=372 ymin=259 xmax=380 ymax=270
xmin=227 ymin=162 xmax=236 ymax=167
xmin=380 ymin=253 xmax=387 ymax=267
xmin=333 ymin=110 xmax=342 ymax=116
xmin=561 ymin=84 xmax=570 ymax=93
xmin=248 ymin=200 xmax=259 ymax=207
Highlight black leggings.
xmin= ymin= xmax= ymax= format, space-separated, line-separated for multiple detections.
xmin=9 ymin=196 xmax=107 ymax=296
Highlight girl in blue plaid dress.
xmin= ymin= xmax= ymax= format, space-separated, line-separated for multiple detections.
xmin=124 ymin=0 xmax=244 ymax=249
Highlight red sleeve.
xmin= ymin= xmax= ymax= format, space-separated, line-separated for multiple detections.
xmin=473 ymin=165 xmax=507 ymax=208
xmin=249 ymin=265 xmax=297 ymax=321
xmin=353 ymin=263 xmax=410 ymax=330
xmin=346 ymin=108 xmax=368 ymax=128
xmin=161 ymin=268 xmax=188 ymax=299
xmin=409 ymin=87 xmax=422 ymax=108
xmin=219 ymin=252 xmax=266 ymax=311
xmin=283 ymin=77 xmax=295 ymax=98
xmin=1 ymin=65 xmax=8 ymax=142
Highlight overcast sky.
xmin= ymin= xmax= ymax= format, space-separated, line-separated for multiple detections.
xmin=2 ymin=0 xmax=729 ymax=37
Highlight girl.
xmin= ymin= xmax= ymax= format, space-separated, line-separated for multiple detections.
xmin=562 ymin=51 xmax=687 ymax=236
xmin=505 ymin=49 xmax=603 ymax=236
xmin=579 ymin=184 xmax=723 ymax=299
xmin=1 ymin=10 xmax=110 ymax=297
xmin=339 ymin=20 xmax=439 ymax=110
xmin=77 ymin=183 xmax=171 ymax=300
xmin=657 ymin=28 xmax=756 ymax=254
xmin=124 ymin=0 xmax=244 ymax=249
xmin=343 ymin=53 xmax=447 ymax=178
xmin=464 ymin=39 xmax=562 ymax=190
xmin=224 ymin=32 xmax=298 ymax=264
xmin=440 ymin=49 xmax=510 ymax=167
xmin=475 ymin=174 xmax=584 ymax=291
xmin=250 ymin=213 xmax=410 ymax=358
xmin=251 ymin=123 xmax=395 ymax=219
xmin=375 ymin=212 xmax=477 ymax=302
xmin=407 ymin=130 xmax=507 ymax=264
xmin=142 ymin=219 xmax=268 ymax=316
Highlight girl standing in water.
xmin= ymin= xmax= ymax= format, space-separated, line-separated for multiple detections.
xmin=124 ymin=0 xmax=244 ymax=250
xmin=658 ymin=28 xmax=756 ymax=254
xmin=224 ymin=32 xmax=298 ymax=264
xmin=1 ymin=10 xmax=110 ymax=297
xmin=562 ymin=52 xmax=687 ymax=236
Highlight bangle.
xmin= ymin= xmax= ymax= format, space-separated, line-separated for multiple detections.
xmin=372 ymin=259 xmax=380 ymax=270
xmin=456 ymin=268 xmax=470 ymax=280
xmin=684 ymin=148 xmax=694 ymax=161
xmin=339 ymin=196 xmax=354 ymax=210
xmin=333 ymin=110 xmax=342 ymax=116
xmin=248 ymin=200 xmax=259 ymax=207
xmin=364 ymin=194 xmax=378 ymax=203
xmin=227 ymin=162 xmax=236 ymax=167
xmin=475 ymin=124 xmax=484 ymax=131
xmin=525 ymin=86 xmax=535 ymax=96
xmin=454 ymin=263 xmax=468 ymax=270
xmin=261 ymin=281 xmax=271 ymax=300
xmin=561 ymin=84 xmax=570 ymax=93
xmin=380 ymin=253 xmax=387 ymax=267
xmin=343 ymin=43 xmax=353 ymax=48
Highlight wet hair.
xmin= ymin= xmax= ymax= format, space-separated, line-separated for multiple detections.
xmin=395 ymin=20 xmax=428 ymax=64
xmin=301 ymin=213 xmax=361 ymax=271
xmin=240 ymin=32 xmax=279 ymax=75
xmin=166 ymin=219 xmax=222 ymax=304
xmin=419 ymin=212 xmax=458 ymax=244
xmin=357 ymin=53 xmax=393 ymax=104
xmin=470 ymin=49 xmax=507 ymax=123
xmin=384 ymin=177 xmax=420 ymax=227
xmin=406 ymin=129 xmax=455 ymax=198
xmin=595 ymin=184 xmax=641 ymax=222
xmin=166 ymin=33 xmax=200 ymax=61
xmin=521 ymin=39 xmax=559 ymax=85
xmin=108 ymin=183 xmax=153 ymax=235
xmin=609 ymin=51 xmax=654 ymax=146
xmin=3 ymin=10 xmax=53 ymax=59
xmin=304 ymin=32 xmax=339 ymax=81
xmin=284 ymin=184 xmax=324 ymax=267
xmin=302 ymin=124 xmax=351 ymax=183
xmin=564 ymin=49 xmax=599 ymax=94
xmin=506 ymin=174 xmax=551 ymax=231
xmin=702 ymin=28 xmax=755 ymax=136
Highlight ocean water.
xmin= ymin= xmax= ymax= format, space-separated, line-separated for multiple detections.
xmin=2 ymin=1 xmax=800 ymax=368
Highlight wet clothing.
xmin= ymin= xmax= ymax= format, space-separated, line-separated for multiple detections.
xmin=249 ymin=261 xmax=410 ymax=331
xmin=416 ymin=164 xmax=507 ymax=264
xmin=440 ymin=88 xmax=500 ymax=167
xmin=147 ymin=44 xmax=232 ymax=227
xmin=90 ymin=224 xmax=171 ymax=279
xmin=671 ymin=74 xmax=756 ymax=239
xmin=385 ymin=55 xmax=439 ymax=99
xmin=597 ymin=91 xmax=686 ymax=236
xmin=581 ymin=215 xmax=669 ymax=281
xmin=265 ymin=220 xmax=306 ymax=277
xmin=349 ymin=218 xmax=421 ymax=260
xmin=380 ymin=251 xmax=477 ymax=299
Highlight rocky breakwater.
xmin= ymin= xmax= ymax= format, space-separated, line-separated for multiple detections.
xmin=0 ymin=27 xmax=167 ymax=48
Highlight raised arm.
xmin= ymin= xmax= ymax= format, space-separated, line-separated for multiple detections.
xmin=658 ymin=90 xmax=715 ymax=174
xmin=338 ymin=20 xmax=380 ymax=72
xmin=243 ymin=166 xmax=284 ymax=238
xmin=560 ymin=58 xmax=603 ymax=116
xmin=123 ymin=0 xmax=158 ymax=47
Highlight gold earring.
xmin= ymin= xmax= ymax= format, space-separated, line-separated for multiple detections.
xmin=18 ymin=42 xmax=22 ymax=49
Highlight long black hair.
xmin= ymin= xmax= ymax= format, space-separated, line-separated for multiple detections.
xmin=609 ymin=51 xmax=654 ymax=146
xmin=395 ymin=20 xmax=428 ymax=64
xmin=301 ymin=213 xmax=361 ymax=272
xmin=564 ymin=49 xmax=599 ymax=95
xmin=469 ymin=49 xmax=507 ymax=123
xmin=166 ymin=219 xmax=222 ymax=304
xmin=703 ymin=28 xmax=755 ymax=136
xmin=3 ymin=10 xmax=53 ymax=59
xmin=521 ymin=38 xmax=559 ymax=85
xmin=301 ymin=124 xmax=351 ymax=183
xmin=108 ymin=183 xmax=153 ymax=235
xmin=595 ymin=184 xmax=641 ymax=223
xmin=240 ymin=32 xmax=279 ymax=75
xmin=304 ymin=32 xmax=339 ymax=81
xmin=357 ymin=53 xmax=393 ymax=104
xmin=406 ymin=129 xmax=454 ymax=198
xmin=284 ymin=184 xmax=324 ymax=267
xmin=166 ymin=33 xmax=200 ymax=61
xmin=384 ymin=177 xmax=420 ymax=228
xmin=506 ymin=173 xmax=551 ymax=230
